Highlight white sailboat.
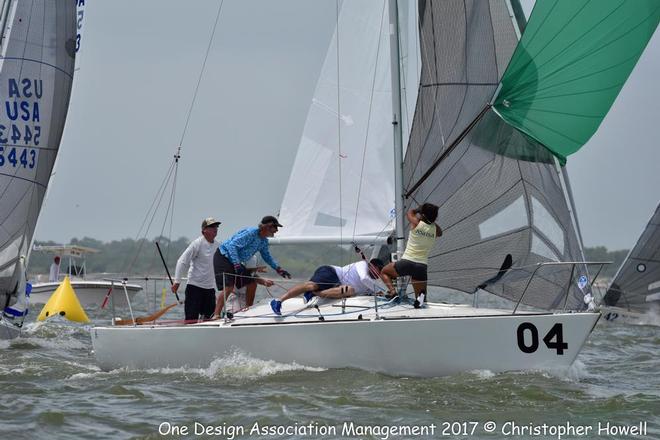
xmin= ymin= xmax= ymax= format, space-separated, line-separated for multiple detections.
xmin=0 ymin=0 xmax=76 ymax=339
xmin=29 ymin=244 xmax=143 ymax=309
xmin=600 ymin=203 xmax=660 ymax=325
xmin=91 ymin=0 xmax=659 ymax=376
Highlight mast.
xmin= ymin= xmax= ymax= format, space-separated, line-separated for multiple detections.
xmin=388 ymin=0 xmax=405 ymax=259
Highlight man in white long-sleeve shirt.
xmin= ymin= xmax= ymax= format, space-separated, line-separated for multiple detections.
xmin=49 ymin=256 xmax=61 ymax=282
xmin=173 ymin=217 xmax=221 ymax=321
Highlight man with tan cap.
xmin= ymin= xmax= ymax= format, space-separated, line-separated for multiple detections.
xmin=173 ymin=217 xmax=221 ymax=321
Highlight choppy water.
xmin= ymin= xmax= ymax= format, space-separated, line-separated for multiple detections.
xmin=1 ymin=288 xmax=659 ymax=440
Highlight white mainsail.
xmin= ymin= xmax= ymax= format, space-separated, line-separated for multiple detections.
xmin=0 ymin=0 xmax=76 ymax=338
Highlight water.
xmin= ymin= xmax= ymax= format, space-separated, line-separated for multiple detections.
xmin=1 ymin=290 xmax=659 ymax=439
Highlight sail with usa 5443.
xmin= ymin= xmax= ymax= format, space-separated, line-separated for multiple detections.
xmin=0 ymin=0 xmax=76 ymax=339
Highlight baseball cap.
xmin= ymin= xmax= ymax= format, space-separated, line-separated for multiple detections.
xmin=261 ymin=215 xmax=283 ymax=227
xmin=369 ymin=258 xmax=385 ymax=271
xmin=201 ymin=217 xmax=221 ymax=229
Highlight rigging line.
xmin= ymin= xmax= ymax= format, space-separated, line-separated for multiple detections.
xmin=351 ymin=0 xmax=387 ymax=241
xmin=177 ymin=0 xmax=225 ymax=147
xmin=410 ymin=138 xmax=475 ymax=212
xmin=421 ymin=82 xmax=499 ymax=87
xmin=139 ymin=169 xmax=178 ymax=263
xmin=399 ymin=0 xmax=419 ymax=142
xmin=409 ymin=4 xmax=505 ymax=189
xmin=131 ymin=187 xmax=174 ymax=278
xmin=405 ymin=104 xmax=490 ymax=198
xmin=133 ymin=159 xmax=175 ymax=242
xmin=334 ymin=0 xmax=345 ymax=264
xmin=158 ymin=151 xmax=180 ymax=241
xmin=165 ymin=160 xmax=179 ymax=259
xmin=406 ymin=3 xmax=449 ymax=190
xmin=123 ymin=159 xmax=176 ymax=275
xmin=162 ymin=151 xmax=181 ymax=267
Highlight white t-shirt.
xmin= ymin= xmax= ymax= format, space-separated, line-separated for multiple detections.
xmin=174 ymin=236 xmax=217 ymax=289
xmin=49 ymin=262 xmax=60 ymax=282
xmin=332 ymin=260 xmax=383 ymax=295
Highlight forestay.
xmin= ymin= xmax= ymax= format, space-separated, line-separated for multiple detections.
xmin=0 ymin=0 xmax=76 ymax=318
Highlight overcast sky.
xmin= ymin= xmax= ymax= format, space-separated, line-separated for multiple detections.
xmin=35 ymin=0 xmax=659 ymax=251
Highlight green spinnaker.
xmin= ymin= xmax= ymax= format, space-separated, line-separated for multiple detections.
xmin=493 ymin=0 xmax=660 ymax=164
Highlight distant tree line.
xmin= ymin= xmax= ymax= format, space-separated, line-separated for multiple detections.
xmin=29 ymin=236 xmax=191 ymax=277
xmin=29 ymin=237 xmax=356 ymax=279
xmin=29 ymin=237 xmax=628 ymax=281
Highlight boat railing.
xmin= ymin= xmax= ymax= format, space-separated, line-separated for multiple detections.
xmin=512 ymin=261 xmax=611 ymax=314
xmin=94 ymin=275 xmax=182 ymax=325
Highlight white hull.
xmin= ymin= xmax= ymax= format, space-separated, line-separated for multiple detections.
xmin=92 ymin=297 xmax=600 ymax=377
xmin=30 ymin=280 xmax=143 ymax=309
xmin=600 ymin=306 xmax=660 ymax=327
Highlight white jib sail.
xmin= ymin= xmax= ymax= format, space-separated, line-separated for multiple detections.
xmin=278 ymin=0 xmax=396 ymax=242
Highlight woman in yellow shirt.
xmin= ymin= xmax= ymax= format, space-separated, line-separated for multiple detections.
xmin=381 ymin=203 xmax=442 ymax=307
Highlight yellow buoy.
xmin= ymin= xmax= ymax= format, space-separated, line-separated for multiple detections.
xmin=37 ymin=276 xmax=90 ymax=323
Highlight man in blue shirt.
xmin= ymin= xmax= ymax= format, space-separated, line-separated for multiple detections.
xmin=212 ymin=215 xmax=291 ymax=317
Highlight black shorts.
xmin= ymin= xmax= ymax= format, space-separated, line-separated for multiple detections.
xmin=394 ymin=259 xmax=427 ymax=281
xmin=213 ymin=250 xmax=251 ymax=290
xmin=214 ymin=250 xmax=236 ymax=289
xmin=310 ymin=265 xmax=340 ymax=290
xmin=184 ymin=284 xmax=215 ymax=320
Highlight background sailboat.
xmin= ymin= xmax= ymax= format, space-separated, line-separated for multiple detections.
xmin=0 ymin=0 xmax=76 ymax=339
xmin=601 ymin=202 xmax=660 ymax=324
xmin=28 ymin=244 xmax=143 ymax=309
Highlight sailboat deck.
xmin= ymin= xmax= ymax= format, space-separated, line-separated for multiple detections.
xmin=182 ymin=296 xmax=545 ymax=328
